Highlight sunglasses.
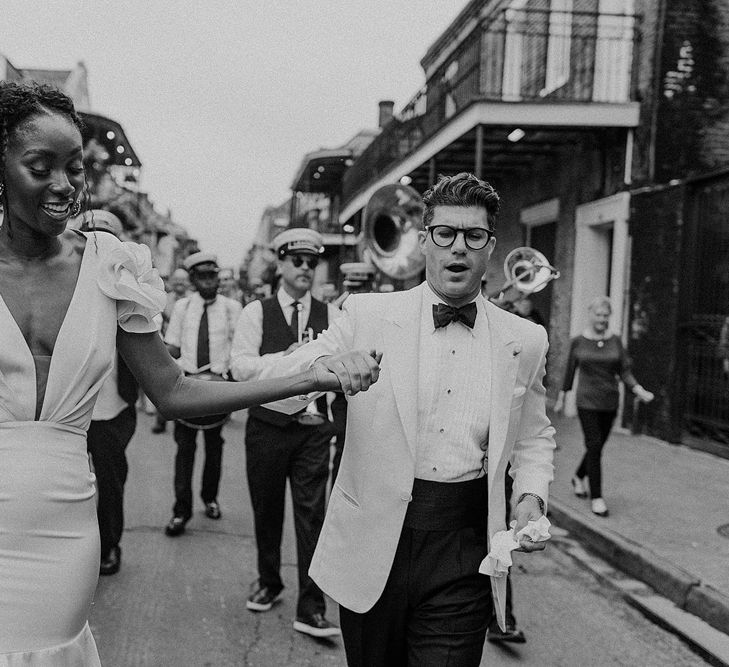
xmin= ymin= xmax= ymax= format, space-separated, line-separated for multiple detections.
xmin=193 ymin=270 xmax=219 ymax=280
xmin=288 ymin=255 xmax=319 ymax=269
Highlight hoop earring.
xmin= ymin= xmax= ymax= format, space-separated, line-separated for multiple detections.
xmin=70 ymin=199 xmax=82 ymax=218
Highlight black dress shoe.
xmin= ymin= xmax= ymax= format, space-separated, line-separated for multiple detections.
xmin=246 ymin=584 xmax=282 ymax=612
xmin=164 ymin=516 xmax=187 ymax=537
xmin=99 ymin=546 xmax=121 ymax=576
xmin=486 ymin=622 xmax=526 ymax=643
xmin=293 ymin=613 xmax=341 ymax=638
xmin=204 ymin=501 xmax=221 ymax=520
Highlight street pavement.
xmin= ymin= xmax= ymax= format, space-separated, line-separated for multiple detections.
xmin=89 ymin=409 xmax=715 ymax=666
xmin=548 ymin=412 xmax=729 ymax=637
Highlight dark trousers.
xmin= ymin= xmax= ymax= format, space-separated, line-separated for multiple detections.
xmin=172 ymin=421 xmax=225 ymax=520
xmin=245 ymin=415 xmax=331 ymax=617
xmin=340 ymin=478 xmax=493 ymax=667
xmin=87 ymin=405 xmax=137 ymax=559
xmin=576 ymin=408 xmax=616 ymax=499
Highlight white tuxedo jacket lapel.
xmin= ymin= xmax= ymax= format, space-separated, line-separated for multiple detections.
xmin=486 ymin=303 xmax=521 ymax=489
xmin=380 ymin=285 xmax=423 ymax=460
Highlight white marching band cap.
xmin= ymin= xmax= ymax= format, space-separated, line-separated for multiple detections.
xmin=340 ymin=262 xmax=376 ymax=282
xmin=273 ymin=228 xmax=324 ymax=257
xmin=183 ymin=251 xmax=219 ymax=272
xmin=341 ymin=262 xmax=376 ymax=289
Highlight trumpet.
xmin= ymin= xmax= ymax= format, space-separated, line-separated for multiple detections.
xmin=487 ymin=247 xmax=559 ymax=305
xmin=295 ymin=302 xmax=330 ymax=427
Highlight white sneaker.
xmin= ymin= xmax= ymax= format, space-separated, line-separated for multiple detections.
xmin=571 ymin=476 xmax=587 ymax=498
xmin=591 ymin=498 xmax=608 ymax=517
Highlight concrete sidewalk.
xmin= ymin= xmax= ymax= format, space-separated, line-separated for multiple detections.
xmin=547 ymin=412 xmax=729 ymax=636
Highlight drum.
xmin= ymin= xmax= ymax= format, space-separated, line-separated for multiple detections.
xmin=176 ymin=371 xmax=231 ymax=430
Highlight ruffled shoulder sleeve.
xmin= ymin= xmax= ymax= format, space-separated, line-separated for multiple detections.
xmin=94 ymin=233 xmax=167 ymax=333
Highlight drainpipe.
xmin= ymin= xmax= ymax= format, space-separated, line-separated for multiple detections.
xmin=475 ymin=124 xmax=484 ymax=179
xmin=648 ymin=0 xmax=668 ymax=183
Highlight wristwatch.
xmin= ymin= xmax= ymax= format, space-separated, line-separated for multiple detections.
xmin=517 ymin=492 xmax=545 ymax=515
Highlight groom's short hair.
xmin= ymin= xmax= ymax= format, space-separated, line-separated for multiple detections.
xmin=421 ymin=172 xmax=500 ymax=230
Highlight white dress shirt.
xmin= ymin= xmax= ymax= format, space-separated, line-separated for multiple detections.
xmin=164 ymin=293 xmax=242 ymax=375
xmin=230 ymin=287 xmax=340 ymax=381
xmin=416 ymin=284 xmax=491 ymax=482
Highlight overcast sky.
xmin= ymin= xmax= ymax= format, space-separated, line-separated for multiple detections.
xmin=2 ymin=1 xmax=463 ymax=268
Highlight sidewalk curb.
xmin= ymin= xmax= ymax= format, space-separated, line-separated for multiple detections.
xmin=553 ymin=536 xmax=729 ymax=667
xmin=549 ymin=498 xmax=729 ymax=636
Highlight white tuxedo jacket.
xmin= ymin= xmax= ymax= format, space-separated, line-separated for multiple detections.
xmin=260 ymin=283 xmax=556 ymax=627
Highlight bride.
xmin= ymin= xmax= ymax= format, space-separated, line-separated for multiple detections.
xmin=0 ymin=80 xmax=379 ymax=666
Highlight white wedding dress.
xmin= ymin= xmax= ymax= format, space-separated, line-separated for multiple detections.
xmin=0 ymin=232 xmax=164 ymax=666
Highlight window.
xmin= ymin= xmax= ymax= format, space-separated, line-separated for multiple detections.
xmin=540 ymin=0 xmax=573 ymax=97
xmin=593 ymin=0 xmax=636 ymax=102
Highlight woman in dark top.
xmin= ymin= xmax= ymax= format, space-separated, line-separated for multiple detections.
xmin=554 ymin=296 xmax=653 ymax=517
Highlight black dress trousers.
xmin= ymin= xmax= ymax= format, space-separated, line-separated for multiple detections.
xmin=339 ymin=477 xmax=493 ymax=667
xmin=87 ymin=404 xmax=137 ymax=559
xmin=172 ymin=421 xmax=225 ymax=520
xmin=245 ymin=414 xmax=331 ymax=618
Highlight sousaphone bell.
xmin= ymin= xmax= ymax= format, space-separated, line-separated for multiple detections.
xmin=362 ymin=183 xmax=426 ymax=281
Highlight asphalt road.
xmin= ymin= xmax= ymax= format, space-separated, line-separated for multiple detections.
xmin=89 ymin=411 xmax=708 ymax=666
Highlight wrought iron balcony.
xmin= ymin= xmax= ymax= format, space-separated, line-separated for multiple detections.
xmin=342 ymin=6 xmax=640 ymax=206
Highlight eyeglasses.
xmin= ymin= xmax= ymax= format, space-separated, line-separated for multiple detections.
xmin=426 ymin=225 xmax=494 ymax=250
xmin=193 ymin=270 xmax=220 ymax=280
xmin=288 ymin=255 xmax=319 ymax=269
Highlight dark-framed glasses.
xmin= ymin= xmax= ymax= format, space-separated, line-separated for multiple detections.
xmin=289 ymin=255 xmax=319 ymax=269
xmin=426 ymin=225 xmax=494 ymax=250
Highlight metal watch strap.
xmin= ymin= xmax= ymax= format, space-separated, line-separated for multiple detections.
xmin=517 ymin=492 xmax=545 ymax=515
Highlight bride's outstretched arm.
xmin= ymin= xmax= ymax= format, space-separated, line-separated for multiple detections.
xmin=117 ymin=329 xmax=380 ymax=420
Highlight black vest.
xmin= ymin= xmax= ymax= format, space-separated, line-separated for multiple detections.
xmin=248 ymin=296 xmax=329 ymax=426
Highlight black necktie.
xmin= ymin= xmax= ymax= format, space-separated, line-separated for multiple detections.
xmin=432 ymin=302 xmax=477 ymax=330
xmin=290 ymin=301 xmax=301 ymax=340
xmin=197 ymin=302 xmax=210 ymax=369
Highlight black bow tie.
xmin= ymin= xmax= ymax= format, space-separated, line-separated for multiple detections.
xmin=432 ymin=302 xmax=477 ymax=330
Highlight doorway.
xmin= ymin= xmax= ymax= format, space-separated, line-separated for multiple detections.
xmin=571 ymin=192 xmax=630 ymax=337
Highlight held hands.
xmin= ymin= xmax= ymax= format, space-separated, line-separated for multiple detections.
xmin=513 ymin=495 xmax=547 ymax=552
xmin=311 ymin=350 xmax=383 ymax=395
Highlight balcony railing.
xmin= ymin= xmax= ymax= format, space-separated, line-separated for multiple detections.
xmin=342 ymin=6 xmax=640 ymax=205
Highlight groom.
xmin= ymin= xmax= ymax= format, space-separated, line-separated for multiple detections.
xmin=260 ymin=173 xmax=556 ymax=666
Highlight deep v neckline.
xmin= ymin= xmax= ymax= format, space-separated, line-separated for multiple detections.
xmin=0 ymin=232 xmax=90 ymax=420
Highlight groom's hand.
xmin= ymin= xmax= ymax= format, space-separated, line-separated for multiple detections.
xmin=312 ymin=350 xmax=382 ymax=395
xmin=514 ymin=495 xmax=547 ymax=553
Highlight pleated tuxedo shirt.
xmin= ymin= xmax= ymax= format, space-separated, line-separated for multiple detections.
xmin=416 ymin=285 xmax=491 ymax=482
